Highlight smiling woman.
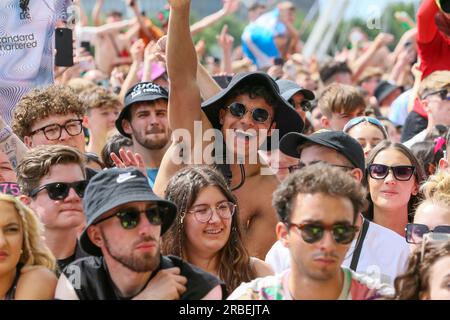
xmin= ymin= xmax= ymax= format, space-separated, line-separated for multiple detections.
xmin=0 ymin=194 xmax=57 ymax=300
xmin=161 ymin=165 xmax=273 ymax=295
xmin=364 ymin=141 xmax=426 ymax=237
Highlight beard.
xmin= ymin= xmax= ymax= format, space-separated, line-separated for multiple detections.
xmin=102 ymin=230 xmax=160 ymax=273
xmin=133 ymin=127 xmax=170 ymax=150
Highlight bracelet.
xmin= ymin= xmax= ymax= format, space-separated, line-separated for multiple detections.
xmin=0 ymin=127 xmax=12 ymax=142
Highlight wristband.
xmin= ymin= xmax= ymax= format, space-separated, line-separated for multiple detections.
xmin=0 ymin=127 xmax=12 ymax=142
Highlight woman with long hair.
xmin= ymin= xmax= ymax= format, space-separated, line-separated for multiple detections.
xmin=0 ymin=194 xmax=57 ymax=299
xmin=364 ymin=141 xmax=426 ymax=236
xmin=162 ymin=166 xmax=273 ymax=295
xmin=394 ymin=239 xmax=450 ymax=300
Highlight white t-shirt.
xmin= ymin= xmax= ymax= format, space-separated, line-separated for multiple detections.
xmin=265 ymin=220 xmax=410 ymax=286
xmin=0 ymin=0 xmax=70 ymax=124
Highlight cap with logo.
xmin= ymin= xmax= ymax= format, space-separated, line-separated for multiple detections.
xmin=280 ymin=130 xmax=365 ymax=172
xmin=80 ymin=167 xmax=177 ymax=256
xmin=115 ymin=82 xmax=169 ymax=138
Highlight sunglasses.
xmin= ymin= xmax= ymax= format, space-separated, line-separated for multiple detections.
xmin=288 ymin=222 xmax=358 ymax=244
xmin=227 ymin=102 xmax=271 ymax=123
xmin=290 ymin=99 xmax=312 ymax=112
xmin=94 ymin=206 xmax=167 ymax=230
xmin=405 ymin=223 xmax=450 ymax=244
xmin=288 ymin=162 xmax=354 ymax=173
xmin=367 ymin=164 xmax=415 ymax=181
xmin=422 ymin=88 xmax=450 ymax=100
xmin=29 ymin=181 xmax=87 ymax=200
xmin=343 ymin=116 xmax=388 ymax=138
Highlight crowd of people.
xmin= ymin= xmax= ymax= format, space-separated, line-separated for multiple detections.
xmin=0 ymin=0 xmax=450 ymax=301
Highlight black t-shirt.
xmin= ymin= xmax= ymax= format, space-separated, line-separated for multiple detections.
xmin=401 ymin=111 xmax=428 ymax=142
xmin=57 ymin=241 xmax=89 ymax=276
xmin=62 ymin=255 xmax=224 ymax=300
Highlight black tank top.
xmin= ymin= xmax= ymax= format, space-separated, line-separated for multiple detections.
xmin=4 ymin=264 xmax=23 ymax=300
xmin=62 ymin=255 xmax=225 ymax=300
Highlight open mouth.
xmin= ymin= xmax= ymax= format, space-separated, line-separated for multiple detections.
xmin=234 ymin=129 xmax=256 ymax=141
xmin=204 ymin=228 xmax=223 ymax=235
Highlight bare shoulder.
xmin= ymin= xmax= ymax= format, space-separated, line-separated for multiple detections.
xmin=250 ymin=257 xmax=275 ymax=278
xmin=15 ymin=266 xmax=57 ymax=300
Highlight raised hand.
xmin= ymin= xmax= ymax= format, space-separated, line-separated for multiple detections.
xmin=223 ymin=0 xmax=240 ymax=14
xmin=130 ymin=39 xmax=145 ymax=62
xmin=110 ymin=148 xmax=147 ymax=178
xmin=217 ymin=24 xmax=234 ymax=52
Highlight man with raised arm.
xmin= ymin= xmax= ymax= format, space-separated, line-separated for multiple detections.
xmin=153 ymin=0 xmax=304 ymax=260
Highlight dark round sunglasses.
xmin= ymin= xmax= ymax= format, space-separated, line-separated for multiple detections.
xmin=288 ymin=222 xmax=359 ymax=244
xmin=367 ymin=164 xmax=415 ymax=181
xmin=405 ymin=223 xmax=450 ymax=244
xmin=29 ymin=181 xmax=87 ymax=200
xmin=94 ymin=206 xmax=168 ymax=230
xmin=289 ymin=99 xmax=312 ymax=112
xmin=227 ymin=102 xmax=271 ymax=123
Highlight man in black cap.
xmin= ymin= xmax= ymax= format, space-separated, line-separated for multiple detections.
xmin=153 ymin=0 xmax=304 ymax=260
xmin=55 ymin=167 xmax=223 ymax=300
xmin=115 ymin=82 xmax=171 ymax=188
xmin=265 ymin=130 xmax=410 ymax=286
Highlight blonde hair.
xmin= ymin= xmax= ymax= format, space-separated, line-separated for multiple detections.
xmin=0 ymin=194 xmax=56 ymax=271
xmin=418 ymin=70 xmax=450 ymax=99
xmin=416 ymin=171 xmax=450 ymax=214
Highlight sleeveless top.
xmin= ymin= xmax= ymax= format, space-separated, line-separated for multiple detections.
xmin=62 ymin=255 xmax=226 ymax=300
xmin=4 ymin=263 xmax=23 ymax=300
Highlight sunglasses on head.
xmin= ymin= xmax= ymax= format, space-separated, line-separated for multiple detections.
xmin=343 ymin=116 xmax=388 ymax=138
xmin=288 ymin=222 xmax=358 ymax=244
xmin=94 ymin=205 xmax=167 ymax=230
xmin=29 ymin=181 xmax=87 ymax=200
xmin=367 ymin=164 xmax=415 ymax=181
xmin=227 ymin=102 xmax=271 ymax=123
xmin=405 ymin=223 xmax=450 ymax=244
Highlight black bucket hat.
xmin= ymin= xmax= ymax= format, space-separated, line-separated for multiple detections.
xmin=201 ymin=72 xmax=304 ymax=149
xmin=80 ymin=167 xmax=177 ymax=256
xmin=115 ymin=82 xmax=169 ymax=138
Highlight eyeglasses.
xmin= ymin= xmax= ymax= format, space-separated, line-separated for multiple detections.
xmin=343 ymin=116 xmax=388 ymax=137
xmin=288 ymin=222 xmax=359 ymax=244
xmin=29 ymin=181 xmax=87 ymax=200
xmin=405 ymin=223 xmax=450 ymax=244
xmin=94 ymin=205 xmax=168 ymax=229
xmin=367 ymin=164 xmax=415 ymax=181
xmin=422 ymin=88 xmax=450 ymax=100
xmin=290 ymin=99 xmax=312 ymax=112
xmin=29 ymin=119 xmax=83 ymax=141
xmin=288 ymin=162 xmax=354 ymax=173
xmin=227 ymin=102 xmax=271 ymax=123
xmin=186 ymin=201 xmax=236 ymax=223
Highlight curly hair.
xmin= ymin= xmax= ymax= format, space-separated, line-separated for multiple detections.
xmin=12 ymin=85 xmax=85 ymax=139
xmin=394 ymin=239 xmax=450 ymax=299
xmin=0 ymin=194 xmax=56 ymax=271
xmin=80 ymin=86 xmax=121 ymax=116
xmin=162 ymin=165 xmax=255 ymax=294
xmin=16 ymin=145 xmax=86 ymax=196
xmin=273 ymin=162 xmax=368 ymax=223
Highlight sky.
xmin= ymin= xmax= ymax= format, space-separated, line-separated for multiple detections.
xmin=338 ymin=0 xmax=420 ymax=19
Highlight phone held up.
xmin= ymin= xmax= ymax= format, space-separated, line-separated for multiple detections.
xmin=55 ymin=27 xmax=74 ymax=67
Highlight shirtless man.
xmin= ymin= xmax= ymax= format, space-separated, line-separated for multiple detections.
xmin=153 ymin=0 xmax=304 ymax=260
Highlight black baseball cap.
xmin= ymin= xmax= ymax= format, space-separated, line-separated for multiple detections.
xmin=80 ymin=167 xmax=177 ymax=256
xmin=201 ymin=72 xmax=304 ymax=149
xmin=280 ymin=130 xmax=365 ymax=172
xmin=374 ymin=81 xmax=401 ymax=105
xmin=115 ymin=82 xmax=169 ymax=138
xmin=276 ymin=79 xmax=315 ymax=101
